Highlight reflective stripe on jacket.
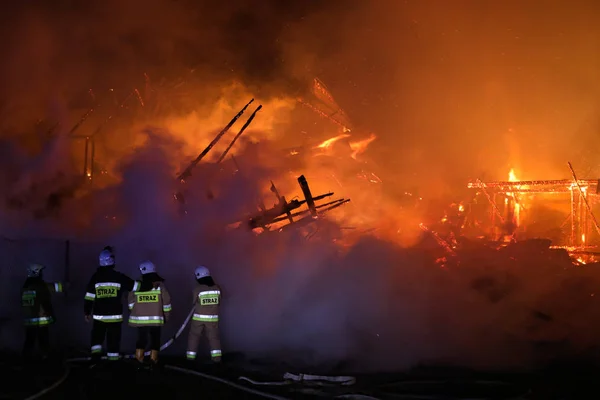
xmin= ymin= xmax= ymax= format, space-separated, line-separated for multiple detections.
xmin=21 ymin=279 xmax=64 ymax=326
xmin=84 ymin=267 xmax=143 ymax=323
xmin=192 ymin=284 xmax=221 ymax=322
xmin=127 ymin=282 xmax=171 ymax=327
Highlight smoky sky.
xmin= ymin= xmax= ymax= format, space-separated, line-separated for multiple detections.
xmin=0 ymin=0 xmax=599 ymax=192
xmin=318 ymin=0 xmax=600 ymax=191
xmin=0 ymin=0 xmax=354 ymax=108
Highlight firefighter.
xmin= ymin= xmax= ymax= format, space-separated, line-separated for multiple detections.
xmin=21 ymin=263 xmax=66 ymax=361
xmin=128 ymin=260 xmax=172 ymax=369
xmin=83 ymin=246 xmax=150 ymax=362
xmin=186 ymin=266 xmax=222 ymax=363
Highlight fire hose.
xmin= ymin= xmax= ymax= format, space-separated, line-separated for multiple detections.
xmin=21 ymin=363 xmax=71 ymax=400
xmin=18 ymin=306 xmax=530 ymax=400
xmin=15 ymin=307 xmax=197 ymax=399
xmin=237 ymin=375 xmax=532 ymax=400
xmin=62 ymin=306 xmax=296 ymax=400
xmin=39 ymin=305 xmax=365 ymax=400
xmin=67 ymin=306 xmax=195 ymax=362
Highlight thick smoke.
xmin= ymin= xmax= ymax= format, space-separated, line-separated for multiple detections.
xmin=1 ymin=0 xmax=600 ymax=374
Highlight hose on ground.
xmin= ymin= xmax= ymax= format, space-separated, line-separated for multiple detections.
xmin=239 ymin=372 xmax=377 ymax=399
xmin=62 ymin=306 xmax=297 ymax=400
xmin=67 ymin=306 xmax=194 ymax=362
xmin=14 ymin=309 xmax=371 ymax=400
xmin=57 ymin=309 xmax=530 ymax=400
xmin=23 ymin=363 xmax=71 ymax=400
xmin=239 ymin=372 xmax=356 ymax=386
xmin=166 ymin=365 xmax=292 ymax=400
xmin=239 ymin=375 xmax=533 ymax=400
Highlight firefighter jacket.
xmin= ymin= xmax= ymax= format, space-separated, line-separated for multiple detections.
xmin=192 ymin=283 xmax=221 ymax=323
xmin=84 ymin=267 xmax=148 ymax=323
xmin=127 ymin=276 xmax=172 ymax=327
xmin=21 ymin=277 xmax=64 ymax=326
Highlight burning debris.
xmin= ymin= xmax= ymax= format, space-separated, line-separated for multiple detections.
xmin=169 ymin=92 xmax=352 ymax=234
xmin=4 ymin=74 xmax=370 ymax=237
xmin=176 ymin=98 xmax=256 ymax=184
xmin=244 ymin=175 xmax=349 ymax=233
xmin=416 ymin=162 xmax=600 ymax=267
xmin=298 ymin=78 xmax=353 ymax=133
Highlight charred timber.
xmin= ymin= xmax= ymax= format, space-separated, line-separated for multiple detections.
xmin=277 ymin=199 xmax=350 ymax=232
xmin=246 ymin=175 xmax=347 ymax=230
xmin=217 ymin=104 xmax=262 ymax=163
xmin=298 ymin=175 xmax=317 ymax=216
xmin=68 ymin=107 xmax=96 ymax=136
xmin=248 ymin=196 xmax=349 ymax=229
xmin=177 ymin=98 xmax=254 ymax=182
xmin=296 ymin=98 xmax=351 ymax=132
xmin=266 ymin=196 xmax=340 ymax=224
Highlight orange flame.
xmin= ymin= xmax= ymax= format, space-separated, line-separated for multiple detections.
xmin=506 ymin=168 xmax=520 ymax=227
xmin=349 ymin=133 xmax=377 ymax=160
xmin=313 ymin=134 xmax=351 ymax=150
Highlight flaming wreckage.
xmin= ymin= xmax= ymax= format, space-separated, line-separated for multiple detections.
xmin=18 ymin=74 xmax=600 ymax=263
xmin=174 ymin=97 xmax=351 ymax=232
xmin=7 ymin=76 xmax=357 ymax=229
xmin=420 ymin=161 xmax=600 ymax=265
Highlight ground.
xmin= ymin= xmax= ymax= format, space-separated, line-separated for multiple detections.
xmin=3 ymin=352 xmax=600 ymax=399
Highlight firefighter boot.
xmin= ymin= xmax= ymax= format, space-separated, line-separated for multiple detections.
xmin=150 ymin=350 xmax=159 ymax=371
xmin=135 ymin=349 xmax=145 ymax=370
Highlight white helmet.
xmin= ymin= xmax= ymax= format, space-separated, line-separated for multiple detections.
xmin=194 ymin=266 xmax=210 ymax=279
xmin=27 ymin=263 xmax=45 ymax=277
xmin=139 ymin=260 xmax=156 ymax=274
xmin=99 ymin=248 xmax=115 ymax=267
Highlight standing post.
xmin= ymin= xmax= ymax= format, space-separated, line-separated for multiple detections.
xmin=64 ymin=240 xmax=70 ymax=295
xmin=90 ymin=136 xmax=95 ymax=183
xmin=578 ymin=193 xmax=583 ymax=246
xmin=570 ymin=187 xmax=575 ymax=246
xmin=567 ymin=161 xmax=600 ymax=241
xmin=83 ymin=138 xmax=89 ymax=178
xmin=491 ymin=193 xmax=496 ymax=239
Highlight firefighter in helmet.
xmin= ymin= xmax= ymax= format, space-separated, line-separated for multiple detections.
xmin=128 ymin=260 xmax=172 ymax=369
xmin=84 ymin=246 xmax=150 ymax=362
xmin=21 ymin=263 xmax=66 ymax=361
xmin=186 ymin=266 xmax=222 ymax=363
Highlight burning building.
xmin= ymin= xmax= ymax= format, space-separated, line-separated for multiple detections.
xmin=465 ymin=165 xmax=600 ymax=263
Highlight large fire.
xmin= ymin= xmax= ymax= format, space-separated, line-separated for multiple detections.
xmin=9 ymin=71 xmax=599 ymax=259
xmin=6 ymin=71 xmax=430 ymax=248
xmin=506 ymin=168 xmax=521 ymax=229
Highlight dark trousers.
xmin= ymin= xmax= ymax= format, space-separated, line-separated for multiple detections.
xmin=136 ymin=326 xmax=161 ymax=351
xmin=23 ymin=326 xmax=50 ymax=358
xmin=187 ymin=321 xmax=221 ymax=361
xmin=91 ymin=320 xmax=122 ymax=360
